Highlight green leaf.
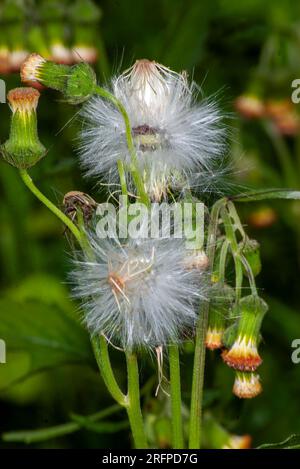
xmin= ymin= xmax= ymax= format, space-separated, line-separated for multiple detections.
xmin=231 ymin=189 xmax=300 ymax=202
xmin=0 ymin=297 xmax=93 ymax=390
xmin=257 ymin=434 xmax=300 ymax=449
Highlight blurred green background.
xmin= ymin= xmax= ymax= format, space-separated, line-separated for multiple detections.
xmin=1 ymin=0 xmax=300 ymax=449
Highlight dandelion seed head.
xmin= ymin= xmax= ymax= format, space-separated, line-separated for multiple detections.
xmin=71 ymin=226 xmax=207 ymax=349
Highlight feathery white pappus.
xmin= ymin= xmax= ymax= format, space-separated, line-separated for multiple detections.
xmin=70 ymin=231 xmax=207 ymax=349
xmin=79 ymin=59 xmax=227 ymax=200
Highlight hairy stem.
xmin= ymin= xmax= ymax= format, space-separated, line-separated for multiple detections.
xmin=92 ymin=335 xmax=127 ymax=407
xmin=95 ymin=86 xmax=149 ymax=206
xmin=125 ymin=351 xmax=148 ymax=448
xmin=19 ymin=169 xmax=84 ymax=247
xmin=189 ymin=198 xmax=227 ymax=449
xmin=169 ymin=344 xmax=184 ymax=448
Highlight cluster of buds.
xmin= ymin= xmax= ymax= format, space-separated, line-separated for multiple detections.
xmin=205 ymin=283 xmax=235 ymax=350
xmin=1 ymin=87 xmax=46 ymax=169
xmin=0 ymin=0 xmax=101 ymax=75
xmin=21 ymin=54 xmax=96 ymax=104
xmin=222 ymin=295 xmax=268 ymax=399
xmin=235 ymin=93 xmax=300 ymax=136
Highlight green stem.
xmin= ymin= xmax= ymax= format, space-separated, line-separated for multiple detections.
xmin=125 ymin=351 xmax=148 ymax=448
xmin=220 ymin=205 xmax=244 ymax=302
xmin=188 ymin=301 xmax=209 ymax=449
xmin=94 ymin=86 xmax=149 ymax=206
xmin=169 ymin=344 xmax=184 ymax=448
xmin=19 ymin=169 xmax=84 ymax=248
xmin=189 ymin=198 xmax=227 ymax=449
xmin=92 ymin=335 xmax=126 ymax=406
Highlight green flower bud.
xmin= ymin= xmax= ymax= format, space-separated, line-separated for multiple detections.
xmin=21 ymin=54 xmax=96 ymax=104
xmin=222 ymin=295 xmax=268 ymax=371
xmin=240 ymin=238 xmax=262 ymax=277
xmin=1 ymin=88 xmax=46 ymax=169
xmin=64 ymin=62 xmax=97 ymax=104
xmin=205 ymin=283 xmax=235 ymax=350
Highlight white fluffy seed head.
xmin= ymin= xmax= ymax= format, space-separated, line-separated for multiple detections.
xmin=70 ymin=229 xmax=207 ymax=349
xmin=78 ymin=59 xmax=227 ymax=199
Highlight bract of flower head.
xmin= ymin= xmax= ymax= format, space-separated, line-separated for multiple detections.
xmin=222 ymin=335 xmax=262 ymax=371
xmin=79 ymin=59 xmax=226 ymax=200
xmin=222 ymin=295 xmax=267 ymax=371
xmin=205 ymin=327 xmax=223 ymax=350
xmin=1 ymin=87 xmax=46 ymax=169
xmin=70 ymin=211 xmax=208 ymax=349
xmin=233 ymin=371 xmax=262 ymax=399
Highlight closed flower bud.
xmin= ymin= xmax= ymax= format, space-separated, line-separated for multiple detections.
xmin=233 ymin=371 xmax=262 ymax=399
xmin=21 ymin=54 xmax=96 ymax=104
xmin=64 ymin=62 xmax=97 ymax=104
xmin=1 ymin=88 xmax=46 ymax=168
xmin=239 ymin=238 xmax=261 ymax=277
xmin=205 ymin=283 xmax=234 ymax=350
xmin=222 ymin=295 xmax=268 ymax=371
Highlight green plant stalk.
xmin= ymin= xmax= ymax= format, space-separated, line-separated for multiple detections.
xmin=188 ymin=198 xmax=227 ymax=449
xmin=92 ymin=335 xmax=127 ymax=406
xmin=221 ymin=205 xmax=257 ymax=299
xmin=19 ymin=169 xmax=84 ymax=248
xmin=125 ymin=351 xmax=148 ymax=448
xmin=169 ymin=344 xmax=184 ymax=448
xmin=2 ymin=405 xmax=121 ymax=443
xmin=94 ymin=86 xmax=150 ymax=206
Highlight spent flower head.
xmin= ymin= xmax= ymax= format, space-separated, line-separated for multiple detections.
xmin=79 ymin=59 xmax=227 ymax=200
xmin=71 ymin=216 xmax=208 ymax=349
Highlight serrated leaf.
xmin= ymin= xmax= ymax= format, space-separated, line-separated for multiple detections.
xmin=232 ymin=189 xmax=300 ymax=202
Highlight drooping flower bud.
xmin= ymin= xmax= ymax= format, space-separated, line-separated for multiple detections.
xmin=222 ymin=295 xmax=268 ymax=371
xmin=21 ymin=54 xmax=96 ymax=104
xmin=233 ymin=371 xmax=262 ymax=399
xmin=239 ymin=238 xmax=261 ymax=277
xmin=1 ymin=88 xmax=46 ymax=168
xmin=205 ymin=283 xmax=235 ymax=350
